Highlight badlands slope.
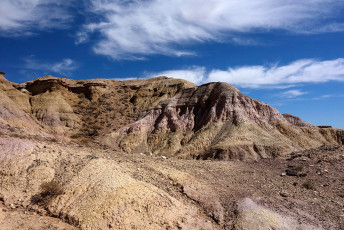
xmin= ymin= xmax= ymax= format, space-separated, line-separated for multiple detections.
xmin=0 ymin=72 xmax=343 ymax=229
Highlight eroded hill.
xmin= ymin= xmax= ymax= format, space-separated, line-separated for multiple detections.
xmin=1 ymin=72 xmax=344 ymax=229
xmin=1 ymin=72 xmax=343 ymax=159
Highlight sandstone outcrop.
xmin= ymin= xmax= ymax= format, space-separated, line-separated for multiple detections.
xmin=1 ymin=73 xmax=343 ymax=159
xmin=282 ymin=113 xmax=314 ymax=128
xmin=0 ymin=73 xmax=50 ymax=139
xmin=9 ymin=75 xmax=194 ymax=138
xmin=106 ymin=82 xmax=342 ymax=160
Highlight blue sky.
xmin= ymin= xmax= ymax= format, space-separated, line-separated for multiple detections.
xmin=0 ymin=0 xmax=344 ymax=128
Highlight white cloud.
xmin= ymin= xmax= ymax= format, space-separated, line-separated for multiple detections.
xmin=312 ymin=94 xmax=344 ymax=100
xmin=279 ymin=90 xmax=308 ymax=98
xmin=79 ymin=0 xmax=344 ymax=59
xmin=150 ymin=58 xmax=344 ymax=88
xmin=23 ymin=57 xmax=78 ymax=75
xmin=0 ymin=0 xmax=73 ymax=36
xmin=111 ymin=77 xmax=139 ymax=81
xmin=207 ymin=58 xmax=344 ymax=88
xmin=147 ymin=67 xmax=206 ymax=85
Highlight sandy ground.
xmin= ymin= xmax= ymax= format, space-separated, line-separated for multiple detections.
xmin=1 ymin=138 xmax=343 ymax=229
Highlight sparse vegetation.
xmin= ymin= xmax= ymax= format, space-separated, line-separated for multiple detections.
xmin=31 ymin=181 xmax=64 ymax=206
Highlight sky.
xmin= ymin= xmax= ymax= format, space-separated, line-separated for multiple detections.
xmin=0 ymin=0 xmax=344 ymax=128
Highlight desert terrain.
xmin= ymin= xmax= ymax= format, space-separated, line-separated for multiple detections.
xmin=0 ymin=72 xmax=343 ymax=229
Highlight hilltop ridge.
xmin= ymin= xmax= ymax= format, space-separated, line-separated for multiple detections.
xmin=1 ymin=72 xmax=342 ymax=159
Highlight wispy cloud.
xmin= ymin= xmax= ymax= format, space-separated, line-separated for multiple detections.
xmin=23 ymin=57 xmax=78 ymax=76
xmin=312 ymin=94 xmax=344 ymax=100
xmin=207 ymin=58 xmax=344 ymax=88
xmin=150 ymin=58 xmax=344 ymax=88
xmin=111 ymin=77 xmax=139 ymax=81
xmin=279 ymin=90 xmax=308 ymax=98
xmin=78 ymin=0 xmax=344 ymax=59
xmin=146 ymin=67 xmax=206 ymax=85
xmin=0 ymin=0 xmax=74 ymax=36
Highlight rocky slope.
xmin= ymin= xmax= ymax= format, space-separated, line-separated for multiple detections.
xmin=105 ymin=82 xmax=343 ymax=160
xmin=1 ymin=72 xmax=342 ymax=160
xmin=1 ymin=72 xmax=344 ymax=229
xmin=1 ymin=137 xmax=343 ymax=229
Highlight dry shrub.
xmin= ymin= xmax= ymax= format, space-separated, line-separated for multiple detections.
xmin=31 ymin=181 xmax=64 ymax=206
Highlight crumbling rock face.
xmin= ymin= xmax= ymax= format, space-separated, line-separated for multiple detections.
xmin=282 ymin=114 xmax=314 ymax=128
xmin=0 ymin=75 xmax=50 ymax=138
xmin=8 ymin=75 xmax=194 ymax=138
xmin=107 ymin=82 xmax=342 ymax=160
xmin=0 ymin=73 xmax=343 ymax=159
xmin=30 ymin=91 xmax=81 ymax=132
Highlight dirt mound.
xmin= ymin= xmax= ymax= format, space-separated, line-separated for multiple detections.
xmin=234 ymin=198 xmax=322 ymax=230
xmin=1 ymin=138 xmax=343 ymax=229
xmin=48 ymin=159 xmax=215 ymax=229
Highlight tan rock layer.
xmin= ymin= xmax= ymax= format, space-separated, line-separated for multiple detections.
xmin=107 ymin=82 xmax=343 ymax=160
xmin=0 ymin=74 xmax=342 ymax=160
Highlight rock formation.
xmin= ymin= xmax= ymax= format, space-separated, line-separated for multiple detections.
xmin=1 ymin=73 xmax=344 ymax=229
xmin=106 ymin=82 xmax=342 ymax=160
xmin=0 ymin=73 xmax=342 ymax=159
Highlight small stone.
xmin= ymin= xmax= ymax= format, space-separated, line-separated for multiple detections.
xmin=280 ymin=190 xmax=289 ymax=197
xmin=286 ymin=170 xmax=298 ymax=176
xmin=162 ymin=156 xmax=167 ymax=159
xmin=10 ymin=203 xmax=16 ymax=209
xmin=281 ymin=172 xmax=286 ymax=176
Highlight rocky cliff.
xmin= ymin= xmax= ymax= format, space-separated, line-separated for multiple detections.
xmin=0 ymin=73 xmax=342 ymax=160
xmin=104 ymin=82 xmax=342 ymax=160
